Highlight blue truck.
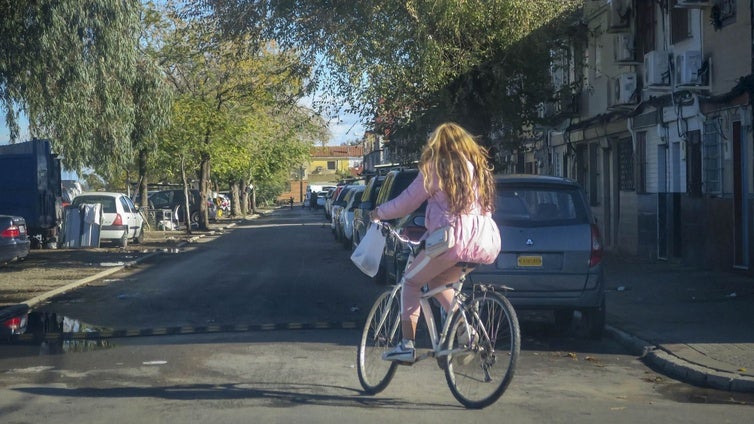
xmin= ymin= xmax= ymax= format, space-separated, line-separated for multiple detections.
xmin=0 ymin=139 xmax=63 ymax=248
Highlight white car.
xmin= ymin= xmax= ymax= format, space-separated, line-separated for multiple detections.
xmin=71 ymin=192 xmax=145 ymax=248
xmin=339 ymin=186 xmax=365 ymax=249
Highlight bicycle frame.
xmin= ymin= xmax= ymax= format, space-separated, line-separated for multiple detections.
xmin=373 ymin=221 xmax=481 ymax=362
xmin=360 ymin=221 xmax=520 ymax=408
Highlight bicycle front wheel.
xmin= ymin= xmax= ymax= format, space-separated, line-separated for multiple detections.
xmin=444 ymin=291 xmax=520 ymax=409
xmin=357 ymin=288 xmax=401 ymax=394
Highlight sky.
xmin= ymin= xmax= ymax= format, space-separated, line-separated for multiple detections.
xmin=0 ymin=104 xmax=364 ymax=147
xmin=327 ymin=112 xmax=365 ymax=146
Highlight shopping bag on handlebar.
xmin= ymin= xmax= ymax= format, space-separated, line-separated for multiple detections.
xmin=350 ymin=223 xmax=386 ymax=277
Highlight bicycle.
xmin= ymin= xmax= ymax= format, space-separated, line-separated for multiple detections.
xmin=356 ymin=222 xmax=521 ymax=409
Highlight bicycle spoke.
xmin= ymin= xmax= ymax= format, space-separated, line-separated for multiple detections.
xmin=357 ymin=289 xmax=401 ymax=394
xmin=444 ymin=292 xmax=520 ymax=409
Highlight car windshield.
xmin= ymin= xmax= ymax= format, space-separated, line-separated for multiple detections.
xmin=494 ymin=184 xmax=587 ymax=227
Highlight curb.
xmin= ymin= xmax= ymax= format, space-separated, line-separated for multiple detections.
xmin=22 ymin=221 xmax=242 ymax=309
xmin=606 ymin=324 xmax=754 ymax=393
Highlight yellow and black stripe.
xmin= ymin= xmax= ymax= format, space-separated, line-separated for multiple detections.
xmin=3 ymin=321 xmax=361 ymax=343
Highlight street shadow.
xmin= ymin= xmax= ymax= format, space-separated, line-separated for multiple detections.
xmin=13 ymin=381 xmax=460 ymax=410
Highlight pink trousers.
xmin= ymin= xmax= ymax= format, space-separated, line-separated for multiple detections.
xmin=400 ymin=250 xmax=467 ymax=328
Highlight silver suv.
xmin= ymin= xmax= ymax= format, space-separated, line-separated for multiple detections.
xmin=471 ymin=175 xmax=606 ymax=339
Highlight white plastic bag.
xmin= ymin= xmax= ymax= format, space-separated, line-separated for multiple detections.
xmin=350 ymin=223 xmax=387 ymax=277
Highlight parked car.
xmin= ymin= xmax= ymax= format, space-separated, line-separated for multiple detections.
xmin=0 ymin=304 xmax=29 ymax=336
xmin=351 ymin=175 xmax=386 ymax=251
xmin=71 ymin=192 xmax=145 ymax=248
xmin=0 ymin=215 xmax=31 ymax=266
xmin=371 ymin=168 xmax=420 ymax=284
xmin=324 ymin=185 xmax=344 ymax=220
xmin=338 ymin=185 xmax=366 ymax=249
xmin=382 ymin=200 xmax=427 ymax=285
xmin=330 ymin=185 xmax=359 ymax=237
xmin=316 ymin=191 xmax=329 ymax=208
xmin=148 ymin=189 xmax=217 ymax=225
xmin=470 ymin=174 xmax=606 ymax=339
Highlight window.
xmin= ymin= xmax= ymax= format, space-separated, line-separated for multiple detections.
xmin=686 ymin=130 xmax=702 ymax=197
xmin=618 ymin=138 xmax=635 ymax=191
xmin=635 ymin=132 xmax=647 ymax=194
xmin=702 ymin=120 xmax=722 ymax=193
xmin=671 ymin=1 xmax=690 ymax=44
xmin=711 ymin=0 xmax=737 ymax=30
xmin=327 ymin=161 xmax=336 ymax=170
xmin=589 ymin=143 xmax=600 ymax=205
xmin=636 ymin=0 xmax=656 ymax=58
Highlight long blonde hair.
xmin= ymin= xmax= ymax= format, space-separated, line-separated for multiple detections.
xmin=419 ymin=122 xmax=495 ymax=215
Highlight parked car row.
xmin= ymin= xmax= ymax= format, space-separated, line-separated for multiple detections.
xmin=324 ymin=172 xmax=606 ymax=339
xmin=147 ymin=189 xmax=218 ymax=224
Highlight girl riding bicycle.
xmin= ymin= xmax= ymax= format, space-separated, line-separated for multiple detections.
xmin=369 ymin=122 xmax=501 ymax=362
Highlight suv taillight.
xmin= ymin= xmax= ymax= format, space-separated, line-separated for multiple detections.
xmin=589 ymin=223 xmax=603 ymax=267
xmin=112 ymin=214 xmax=123 ymax=226
xmin=0 ymin=226 xmax=20 ymax=238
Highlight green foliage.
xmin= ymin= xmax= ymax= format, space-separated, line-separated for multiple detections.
xmin=205 ymin=0 xmax=583 ymax=154
xmin=0 ymin=0 xmax=143 ymax=172
xmin=154 ymin=1 xmax=328 ymax=207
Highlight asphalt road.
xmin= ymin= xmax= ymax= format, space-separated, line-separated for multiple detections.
xmin=0 ymin=208 xmax=752 ymax=423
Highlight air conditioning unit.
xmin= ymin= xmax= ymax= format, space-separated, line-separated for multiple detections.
xmin=608 ymin=0 xmax=631 ymax=31
xmin=614 ymin=33 xmax=634 ymax=62
xmin=610 ymin=73 xmax=637 ymax=106
xmin=675 ymin=0 xmax=712 ymax=8
xmin=644 ymin=50 xmax=670 ymax=86
xmin=675 ymin=50 xmax=703 ymax=85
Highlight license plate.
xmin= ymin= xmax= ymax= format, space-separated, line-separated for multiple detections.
xmin=517 ymin=255 xmax=543 ymax=267
xmin=18 ymin=225 xmax=26 ymax=234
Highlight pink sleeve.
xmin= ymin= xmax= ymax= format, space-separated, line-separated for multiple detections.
xmin=375 ymin=172 xmax=430 ymax=221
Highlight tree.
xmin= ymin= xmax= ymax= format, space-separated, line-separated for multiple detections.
xmin=0 ymin=0 xmax=142 ymax=172
xmin=205 ymin=0 xmax=582 ymax=156
xmin=157 ymin=3 xmax=321 ymax=228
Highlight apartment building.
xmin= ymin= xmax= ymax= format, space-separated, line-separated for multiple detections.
xmin=542 ymin=0 xmax=753 ymax=270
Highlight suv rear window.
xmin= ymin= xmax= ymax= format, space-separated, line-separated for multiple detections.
xmin=377 ymin=169 xmax=419 ymax=205
xmin=494 ymin=184 xmax=588 ymax=227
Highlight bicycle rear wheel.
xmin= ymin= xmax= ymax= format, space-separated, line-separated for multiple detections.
xmin=357 ymin=288 xmax=401 ymax=394
xmin=444 ymin=291 xmax=520 ymax=409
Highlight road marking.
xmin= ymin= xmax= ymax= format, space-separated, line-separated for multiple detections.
xmin=4 ymin=321 xmax=362 ymax=343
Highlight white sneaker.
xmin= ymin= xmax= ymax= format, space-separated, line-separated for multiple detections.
xmin=382 ymin=340 xmax=416 ymax=362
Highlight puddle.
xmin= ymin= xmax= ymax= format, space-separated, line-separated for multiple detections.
xmin=24 ymin=311 xmax=117 ymax=355
xmin=656 ymin=383 xmax=754 ymax=405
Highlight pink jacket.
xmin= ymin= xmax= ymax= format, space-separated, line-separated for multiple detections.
xmin=375 ymin=170 xmax=501 ymax=264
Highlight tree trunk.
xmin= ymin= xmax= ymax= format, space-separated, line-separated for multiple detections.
xmin=198 ymin=152 xmax=211 ymax=230
xmin=137 ymin=148 xmax=149 ymax=210
xmin=251 ymin=182 xmax=257 ymax=214
xmin=231 ymin=181 xmax=241 ymax=217
xmin=180 ymin=155 xmax=192 ymax=235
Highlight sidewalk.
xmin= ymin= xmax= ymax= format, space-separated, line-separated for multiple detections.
xmin=603 ymin=252 xmax=754 ymax=392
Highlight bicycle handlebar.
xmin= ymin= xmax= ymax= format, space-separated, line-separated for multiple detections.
xmin=371 ymin=220 xmax=422 ymax=246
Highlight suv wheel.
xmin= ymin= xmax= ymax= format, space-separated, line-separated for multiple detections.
xmin=553 ymin=309 xmax=574 ymax=333
xmin=583 ymin=297 xmax=606 ymax=340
